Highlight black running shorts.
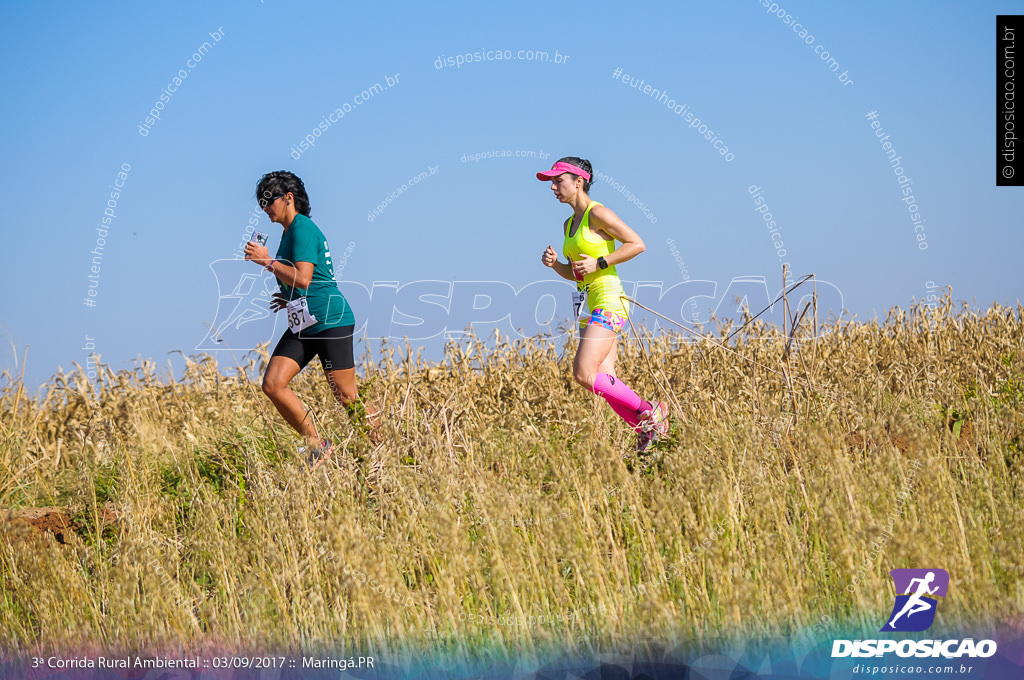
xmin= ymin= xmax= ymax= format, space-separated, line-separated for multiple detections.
xmin=271 ymin=325 xmax=356 ymax=371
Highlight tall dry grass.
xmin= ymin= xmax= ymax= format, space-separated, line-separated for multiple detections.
xmin=1 ymin=294 xmax=1021 ymax=661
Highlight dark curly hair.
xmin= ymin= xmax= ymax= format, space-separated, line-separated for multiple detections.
xmin=557 ymin=156 xmax=594 ymax=193
xmin=255 ymin=171 xmax=312 ymax=217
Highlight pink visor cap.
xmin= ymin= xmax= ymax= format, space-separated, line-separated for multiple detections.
xmin=536 ymin=161 xmax=591 ymax=182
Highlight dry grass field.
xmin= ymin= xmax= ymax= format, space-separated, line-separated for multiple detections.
xmin=1 ymin=294 xmax=1021 ymax=662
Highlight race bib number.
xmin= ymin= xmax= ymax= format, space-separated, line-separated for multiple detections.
xmin=571 ymin=289 xmax=588 ymax=322
xmin=286 ymin=298 xmax=317 ymax=333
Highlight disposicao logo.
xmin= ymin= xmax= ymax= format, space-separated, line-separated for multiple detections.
xmin=882 ymin=568 xmax=949 ymax=632
xmin=831 ymin=568 xmax=998 ymax=659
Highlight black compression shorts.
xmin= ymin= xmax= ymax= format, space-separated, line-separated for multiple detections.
xmin=271 ymin=325 xmax=356 ymax=371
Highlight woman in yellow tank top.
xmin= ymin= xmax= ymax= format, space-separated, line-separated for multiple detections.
xmin=536 ymin=157 xmax=668 ymax=452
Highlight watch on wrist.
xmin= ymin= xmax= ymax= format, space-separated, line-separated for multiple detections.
xmin=597 ymin=256 xmax=609 ymax=270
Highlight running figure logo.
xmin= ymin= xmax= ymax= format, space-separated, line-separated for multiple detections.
xmin=195 ymin=259 xmax=280 ymax=350
xmin=881 ymin=568 xmax=949 ymax=632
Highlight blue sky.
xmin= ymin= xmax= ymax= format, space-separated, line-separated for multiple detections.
xmin=2 ymin=0 xmax=1021 ymax=391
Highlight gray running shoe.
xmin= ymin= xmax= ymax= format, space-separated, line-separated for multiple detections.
xmin=635 ymin=428 xmax=658 ymax=454
xmin=304 ymin=439 xmax=336 ymax=470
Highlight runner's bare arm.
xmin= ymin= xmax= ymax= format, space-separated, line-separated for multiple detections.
xmin=268 ymin=260 xmax=315 ymax=289
xmin=542 ymin=245 xmax=576 ymax=281
xmin=245 ymin=242 xmax=316 ymax=289
xmin=588 ymin=205 xmax=646 ymax=265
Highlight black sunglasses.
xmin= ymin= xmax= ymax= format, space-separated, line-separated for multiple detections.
xmin=260 ymin=193 xmax=287 ymax=208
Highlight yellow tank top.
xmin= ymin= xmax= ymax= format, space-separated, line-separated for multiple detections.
xmin=562 ymin=201 xmax=628 ymax=316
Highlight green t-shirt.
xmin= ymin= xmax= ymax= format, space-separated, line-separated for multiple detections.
xmin=275 ymin=213 xmax=355 ymax=333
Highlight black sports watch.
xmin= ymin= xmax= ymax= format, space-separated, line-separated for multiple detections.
xmin=597 ymin=256 xmax=609 ymax=270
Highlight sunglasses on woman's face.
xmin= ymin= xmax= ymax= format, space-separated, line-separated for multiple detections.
xmin=261 ymin=194 xmax=286 ymax=208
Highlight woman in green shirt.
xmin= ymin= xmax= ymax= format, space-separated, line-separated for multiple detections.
xmin=244 ymin=170 xmax=379 ymax=468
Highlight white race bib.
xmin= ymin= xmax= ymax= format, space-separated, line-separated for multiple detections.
xmin=286 ymin=298 xmax=318 ymax=333
xmin=571 ymin=288 xmax=588 ymax=322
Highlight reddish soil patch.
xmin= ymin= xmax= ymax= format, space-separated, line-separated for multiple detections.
xmin=2 ymin=505 xmax=120 ymax=545
xmin=888 ymin=433 xmax=909 ymax=454
xmin=842 ymin=432 xmax=909 ymax=454
xmin=948 ymin=419 xmax=975 ymax=451
xmin=3 ymin=508 xmax=76 ymax=544
xmin=843 ymin=420 xmax=973 ymax=455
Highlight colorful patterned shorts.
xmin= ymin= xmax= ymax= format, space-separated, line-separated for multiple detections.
xmin=581 ymin=307 xmax=628 ymax=333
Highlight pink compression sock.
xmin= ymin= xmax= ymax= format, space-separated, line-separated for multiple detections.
xmin=592 ymin=373 xmax=646 ymax=430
